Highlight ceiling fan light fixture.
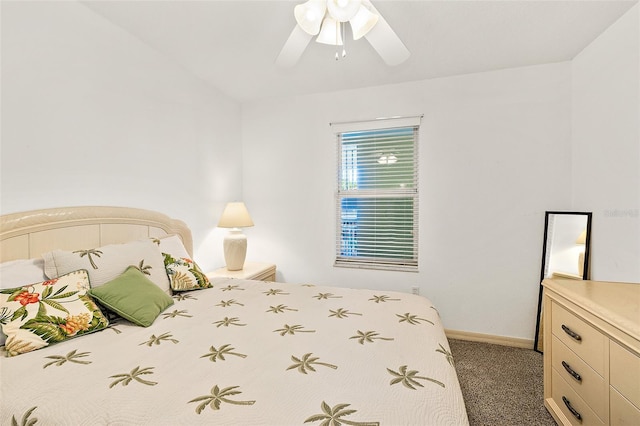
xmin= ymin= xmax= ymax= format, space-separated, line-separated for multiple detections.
xmin=350 ymin=5 xmax=378 ymax=40
xmin=327 ymin=0 xmax=362 ymax=22
xmin=294 ymin=0 xmax=327 ymax=35
xmin=316 ymin=17 xmax=343 ymax=45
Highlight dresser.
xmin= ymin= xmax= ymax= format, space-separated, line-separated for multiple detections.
xmin=542 ymin=279 xmax=640 ymax=426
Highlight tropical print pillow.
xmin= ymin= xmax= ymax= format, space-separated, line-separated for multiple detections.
xmin=0 ymin=269 xmax=108 ymax=356
xmin=163 ymin=254 xmax=212 ymax=292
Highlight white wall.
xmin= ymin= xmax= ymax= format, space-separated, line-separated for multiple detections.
xmin=242 ymin=63 xmax=572 ymax=340
xmin=0 ymin=1 xmax=243 ymax=270
xmin=572 ymin=4 xmax=640 ymax=283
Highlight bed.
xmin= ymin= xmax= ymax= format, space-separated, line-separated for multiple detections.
xmin=0 ymin=206 xmax=468 ymax=425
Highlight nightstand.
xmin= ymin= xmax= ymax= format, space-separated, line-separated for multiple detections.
xmin=207 ymin=262 xmax=276 ymax=282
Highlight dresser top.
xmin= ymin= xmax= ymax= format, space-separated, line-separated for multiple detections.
xmin=543 ymin=279 xmax=640 ymax=342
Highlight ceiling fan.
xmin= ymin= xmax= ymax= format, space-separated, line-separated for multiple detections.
xmin=276 ymin=0 xmax=410 ymax=67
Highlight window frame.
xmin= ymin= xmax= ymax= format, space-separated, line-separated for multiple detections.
xmin=332 ymin=116 xmax=421 ymax=272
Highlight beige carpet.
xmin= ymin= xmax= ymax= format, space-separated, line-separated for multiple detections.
xmin=449 ymin=339 xmax=556 ymax=426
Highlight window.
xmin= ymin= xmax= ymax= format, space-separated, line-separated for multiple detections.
xmin=332 ymin=117 xmax=420 ymax=271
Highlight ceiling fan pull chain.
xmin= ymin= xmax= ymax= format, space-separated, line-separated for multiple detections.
xmin=342 ymin=22 xmax=347 ymax=58
xmin=335 ymin=20 xmax=341 ymax=60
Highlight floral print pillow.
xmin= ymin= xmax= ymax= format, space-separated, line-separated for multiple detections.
xmin=0 ymin=269 xmax=108 ymax=356
xmin=163 ymin=254 xmax=212 ymax=292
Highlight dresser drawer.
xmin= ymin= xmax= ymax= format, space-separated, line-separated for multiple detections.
xmin=610 ymin=340 xmax=640 ymax=409
xmin=551 ymin=335 xmax=606 ymax=420
xmin=551 ymin=301 xmax=605 ymax=376
xmin=552 ymin=368 xmax=605 ymax=426
xmin=611 ymin=387 xmax=640 ymax=426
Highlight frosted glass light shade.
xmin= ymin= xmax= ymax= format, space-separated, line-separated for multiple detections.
xmin=294 ymin=0 xmax=327 ymax=35
xmin=217 ymin=202 xmax=254 ymax=228
xmin=350 ymin=4 xmax=378 ymax=39
xmin=327 ymin=0 xmax=361 ymax=22
xmin=316 ymin=17 xmax=343 ymax=45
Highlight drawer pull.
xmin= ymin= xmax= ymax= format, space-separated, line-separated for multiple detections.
xmin=561 ymin=324 xmax=582 ymax=342
xmin=561 ymin=361 xmax=582 ymax=382
xmin=562 ymin=396 xmax=582 ymax=422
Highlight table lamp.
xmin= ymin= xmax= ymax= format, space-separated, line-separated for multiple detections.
xmin=217 ymin=202 xmax=254 ymax=271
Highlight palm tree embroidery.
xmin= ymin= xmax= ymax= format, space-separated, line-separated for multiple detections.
xmin=267 ymin=304 xmax=298 ymax=314
xmin=329 ymin=308 xmax=362 ymax=319
xmin=304 ymin=401 xmax=379 ymax=426
xmin=107 ymin=315 xmax=122 ymax=334
xmin=287 ymin=353 xmax=338 ymax=374
xmin=201 ymin=344 xmax=247 ymax=362
xmin=350 ymin=330 xmax=394 ymax=345
xmin=109 ymin=366 xmax=158 ymax=388
xmin=217 ymin=299 xmax=244 ymax=308
xmin=0 ymin=306 xmax=11 ymax=325
xmin=368 ymin=295 xmax=401 ymax=303
xmin=150 ymin=238 xmax=161 ymax=246
xmin=43 ymin=349 xmax=91 ymax=369
xmin=162 ymin=309 xmax=192 ymax=319
xmin=132 ymin=259 xmax=152 ymax=276
xmin=174 ymin=293 xmax=198 ymax=302
xmin=263 ymin=288 xmax=290 ymax=296
xmin=387 ymin=365 xmax=445 ymax=389
xmin=139 ymin=332 xmax=179 ymax=347
xmin=301 ymin=284 xmax=316 ymax=287
xmin=396 ymin=313 xmax=434 ymax=325
xmin=73 ymin=249 xmax=103 ymax=269
xmin=220 ymin=284 xmax=244 ymax=292
xmin=436 ymin=343 xmax=454 ymax=366
xmin=274 ymin=324 xmax=316 ymax=336
xmin=213 ymin=317 xmax=246 ymax=327
xmin=11 ymin=406 xmax=38 ymax=426
xmin=431 ymin=306 xmax=440 ymax=316
xmin=313 ymin=293 xmax=342 ymax=300
xmin=189 ymin=385 xmax=255 ymax=413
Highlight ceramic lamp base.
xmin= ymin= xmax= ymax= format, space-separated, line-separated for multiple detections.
xmin=223 ymin=229 xmax=247 ymax=271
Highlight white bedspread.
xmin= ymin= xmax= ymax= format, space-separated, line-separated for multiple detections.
xmin=1 ymin=278 xmax=468 ymax=425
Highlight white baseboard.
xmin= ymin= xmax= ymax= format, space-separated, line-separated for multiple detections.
xmin=445 ymin=328 xmax=534 ymax=349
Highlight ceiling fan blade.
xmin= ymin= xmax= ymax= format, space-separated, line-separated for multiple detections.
xmin=276 ymin=25 xmax=314 ymax=67
xmin=362 ymin=1 xmax=410 ymax=66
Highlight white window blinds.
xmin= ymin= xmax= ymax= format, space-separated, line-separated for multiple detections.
xmin=333 ymin=117 xmax=420 ymax=271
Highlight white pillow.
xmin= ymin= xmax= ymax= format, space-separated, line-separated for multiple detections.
xmin=43 ymin=240 xmax=171 ymax=294
xmin=155 ymin=234 xmax=191 ymax=259
xmin=0 ymin=258 xmax=47 ymax=289
xmin=0 ymin=258 xmax=48 ymax=346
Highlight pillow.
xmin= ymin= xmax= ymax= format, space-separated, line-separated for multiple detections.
xmin=89 ymin=266 xmax=174 ymax=327
xmin=0 ymin=269 xmax=109 ymax=356
xmin=155 ymin=235 xmax=212 ymax=292
xmin=43 ymin=240 xmax=171 ymax=294
xmin=154 ymin=234 xmax=191 ymax=259
xmin=0 ymin=258 xmax=47 ymax=346
xmin=0 ymin=258 xmax=47 ymax=289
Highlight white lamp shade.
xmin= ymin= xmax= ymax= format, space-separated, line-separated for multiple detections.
xmin=218 ymin=202 xmax=254 ymax=228
xmin=327 ymin=0 xmax=362 ymax=22
xmin=294 ymin=0 xmax=327 ymax=35
xmin=316 ymin=17 xmax=343 ymax=45
xmin=575 ymin=229 xmax=587 ymax=245
xmin=350 ymin=4 xmax=378 ymax=40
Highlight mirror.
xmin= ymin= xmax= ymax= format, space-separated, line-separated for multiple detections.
xmin=534 ymin=211 xmax=592 ymax=353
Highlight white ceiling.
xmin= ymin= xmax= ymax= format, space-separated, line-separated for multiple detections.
xmin=83 ymin=0 xmax=637 ymax=103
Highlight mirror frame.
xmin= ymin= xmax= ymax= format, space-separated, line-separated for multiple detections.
xmin=533 ymin=211 xmax=592 ymax=353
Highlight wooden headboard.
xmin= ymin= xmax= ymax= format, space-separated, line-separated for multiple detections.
xmin=0 ymin=206 xmax=193 ymax=263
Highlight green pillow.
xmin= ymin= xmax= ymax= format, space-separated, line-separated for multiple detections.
xmin=89 ymin=266 xmax=174 ymax=327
